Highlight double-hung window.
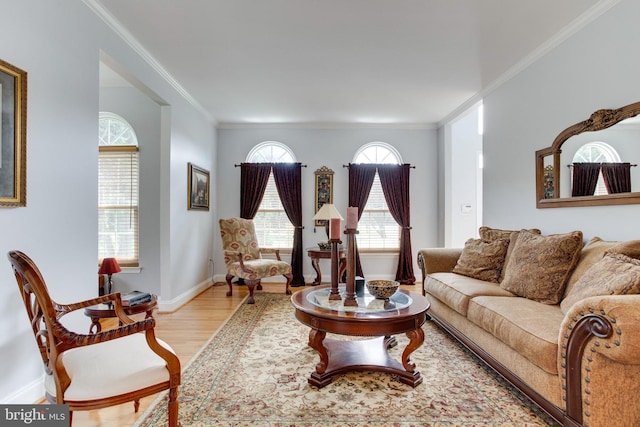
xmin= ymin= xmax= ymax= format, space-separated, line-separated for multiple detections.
xmin=353 ymin=142 xmax=402 ymax=250
xmin=98 ymin=113 xmax=140 ymax=266
xmin=247 ymin=141 xmax=295 ymax=249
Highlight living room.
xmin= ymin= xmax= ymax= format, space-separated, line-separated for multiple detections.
xmin=2 ymin=0 xmax=639 ymax=425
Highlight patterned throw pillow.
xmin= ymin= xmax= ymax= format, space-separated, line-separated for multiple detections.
xmin=478 ymin=226 xmax=541 ymax=241
xmin=604 ymin=240 xmax=640 ymax=260
xmin=478 ymin=226 xmax=542 ymax=282
xmin=560 ymin=252 xmax=640 ymax=314
xmin=452 ymin=238 xmax=510 ymax=283
xmin=500 ymin=230 xmax=583 ymax=304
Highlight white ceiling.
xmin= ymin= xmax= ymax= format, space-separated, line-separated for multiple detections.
xmin=94 ymin=0 xmax=609 ymax=125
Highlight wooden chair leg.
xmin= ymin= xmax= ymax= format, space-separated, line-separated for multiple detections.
xmin=168 ymin=387 xmax=179 ymax=427
xmin=225 ymin=274 xmax=234 ymax=297
xmin=284 ymin=273 xmax=293 ymax=295
xmin=134 ymin=400 xmax=140 ymax=412
xmin=246 ymin=279 xmax=258 ymax=304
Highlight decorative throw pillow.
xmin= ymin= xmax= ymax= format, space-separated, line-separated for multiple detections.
xmin=605 ymin=240 xmax=640 ymax=260
xmin=564 ymin=237 xmax=619 ymax=298
xmin=478 ymin=226 xmax=541 ymax=241
xmin=561 ymin=252 xmax=640 ymax=314
xmin=500 ymin=230 xmax=583 ymax=304
xmin=478 ymin=226 xmax=542 ymax=282
xmin=452 ymin=238 xmax=510 ymax=283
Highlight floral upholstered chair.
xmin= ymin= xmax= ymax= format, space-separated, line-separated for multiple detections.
xmin=219 ymin=218 xmax=293 ymax=304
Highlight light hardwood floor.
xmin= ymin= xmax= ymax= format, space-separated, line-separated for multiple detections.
xmin=70 ymin=281 xmax=417 ymax=426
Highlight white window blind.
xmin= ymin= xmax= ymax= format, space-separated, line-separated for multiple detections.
xmin=98 ymin=147 xmax=139 ymax=266
xmin=253 ymin=175 xmax=294 ymax=248
xmin=357 ymin=174 xmax=400 ymax=250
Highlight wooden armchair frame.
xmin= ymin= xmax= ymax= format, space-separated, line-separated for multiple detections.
xmin=7 ymin=250 xmax=180 ymax=426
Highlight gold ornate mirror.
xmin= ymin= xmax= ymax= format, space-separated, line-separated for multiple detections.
xmin=536 ymin=101 xmax=640 ymax=208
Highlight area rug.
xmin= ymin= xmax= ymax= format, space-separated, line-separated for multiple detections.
xmin=135 ymin=292 xmax=558 ymax=427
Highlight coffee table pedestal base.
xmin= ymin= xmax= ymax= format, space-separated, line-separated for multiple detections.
xmin=308 ymin=334 xmax=423 ymax=388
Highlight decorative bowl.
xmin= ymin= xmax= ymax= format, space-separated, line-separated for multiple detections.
xmin=366 ymin=280 xmax=400 ymax=300
xmin=318 ymin=242 xmax=331 ymax=250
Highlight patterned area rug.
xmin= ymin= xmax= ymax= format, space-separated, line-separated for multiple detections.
xmin=135 ymin=292 xmax=558 ymax=426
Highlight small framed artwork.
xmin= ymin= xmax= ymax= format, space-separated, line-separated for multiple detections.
xmin=188 ymin=163 xmax=210 ymax=210
xmin=314 ymin=166 xmax=334 ymax=226
xmin=0 ymin=58 xmax=27 ymax=207
xmin=543 ymin=165 xmax=555 ymax=199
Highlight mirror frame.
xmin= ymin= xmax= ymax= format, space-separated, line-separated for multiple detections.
xmin=536 ymin=101 xmax=640 ymax=208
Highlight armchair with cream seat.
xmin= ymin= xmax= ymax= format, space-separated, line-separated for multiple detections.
xmin=7 ymin=250 xmax=180 ymax=426
xmin=219 ymin=217 xmax=293 ymax=304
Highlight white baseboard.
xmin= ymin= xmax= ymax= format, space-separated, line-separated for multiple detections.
xmin=2 ymin=376 xmax=44 ymax=404
xmin=156 ymin=279 xmax=213 ymax=313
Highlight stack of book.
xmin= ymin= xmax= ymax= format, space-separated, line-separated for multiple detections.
xmin=120 ymin=291 xmax=152 ymax=307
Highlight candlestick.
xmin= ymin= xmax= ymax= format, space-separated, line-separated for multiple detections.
xmin=346 ymin=207 xmax=358 ymax=230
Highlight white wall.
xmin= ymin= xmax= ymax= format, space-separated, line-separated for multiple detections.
xmin=483 ymin=0 xmax=640 ymax=241
xmin=215 ymin=125 xmax=439 ymax=283
xmin=0 ymin=1 xmax=215 ymax=404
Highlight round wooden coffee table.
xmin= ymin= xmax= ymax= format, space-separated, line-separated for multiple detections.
xmin=84 ymin=295 xmax=158 ymax=333
xmin=291 ymin=285 xmax=430 ymax=388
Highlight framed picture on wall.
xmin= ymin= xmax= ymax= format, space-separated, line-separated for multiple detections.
xmin=188 ymin=163 xmax=210 ymax=210
xmin=0 ymin=58 xmax=27 ymax=207
xmin=314 ymin=166 xmax=334 ymax=226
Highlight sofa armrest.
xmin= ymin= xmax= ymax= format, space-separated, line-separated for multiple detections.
xmin=560 ymin=294 xmax=640 ymax=425
xmin=417 ymin=248 xmax=462 ymax=275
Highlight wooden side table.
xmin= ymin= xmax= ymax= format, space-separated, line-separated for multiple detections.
xmin=84 ymin=295 xmax=158 ymax=333
xmin=307 ymin=248 xmax=347 ymax=285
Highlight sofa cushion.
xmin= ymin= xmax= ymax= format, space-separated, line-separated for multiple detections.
xmin=564 ymin=237 xmax=619 ymax=298
xmin=452 ymin=238 xmax=509 ymax=283
xmin=605 ymin=240 xmax=640 ymax=259
xmin=425 ymin=272 xmax=515 ymax=316
xmin=467 ymin=296 xmax=564 ymax=374
xmin=500 ymin=230 xmax=583 ymax=304
xmin=479 ymin=226 xmax=542 ymax=282
xmin=478 ymin=226 xmax=542 ymax=241
xmin=561 ymin=253 xmax=640 ymax=314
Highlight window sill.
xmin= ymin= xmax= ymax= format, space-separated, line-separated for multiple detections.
xmin=120 ymin=266 xmax=142 ymax=274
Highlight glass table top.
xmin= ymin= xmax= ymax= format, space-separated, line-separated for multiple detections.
xmin=306 ymin=285 xmax=412 ymax=313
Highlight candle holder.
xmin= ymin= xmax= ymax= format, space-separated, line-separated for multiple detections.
xmin=343 ymin=228 xmax=359 ymax=307
xmin=328 ymin=238 xmax=342 ymax=301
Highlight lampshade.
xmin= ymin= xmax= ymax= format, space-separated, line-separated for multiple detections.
xmin=98 ymin=258 xmax=122 ymax=275
xmin=313 ymin=203 xmax=344 ymax=221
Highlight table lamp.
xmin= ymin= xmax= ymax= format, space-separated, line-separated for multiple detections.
xmin=313 ymin=203 xmax=344 ymax=240
xmin=98 ymin=257 xmax=121 ymax=295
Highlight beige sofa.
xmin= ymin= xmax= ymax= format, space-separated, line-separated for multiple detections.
xmin=418 ymin=228 xmax=640 ymax=427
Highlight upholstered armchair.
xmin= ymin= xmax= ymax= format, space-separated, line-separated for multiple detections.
xmin=7 ymin=251 xmax=180 ymax=426
xmin=219 ymin=217 xmax=293 ymax=304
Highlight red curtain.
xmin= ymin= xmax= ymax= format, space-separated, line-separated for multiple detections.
xmin=378 ymin=164 xmax=415 ymax=285
xmin=240 ymin=163 xmax=272 ymax=219
xmin=348 ymin=164 xmax=377 ymax=278
xmin=272 ymin=163 xmax=305 ymax=286
xmin=601 ymin=162 xmax=631 ymax=194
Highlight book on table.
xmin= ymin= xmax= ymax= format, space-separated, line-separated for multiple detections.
xmin=120 ymin=290 xmax=152 ymax=307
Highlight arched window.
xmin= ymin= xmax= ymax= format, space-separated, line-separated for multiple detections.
xmin=353 ymin=142 xmax=402 ymax=250
xmin=572 ymin=141 xmax=621 ymax=195
xmin=247 ymin=142 xmax=295 ymax=248
xmin=98 ymin=112 xmax=139 ymax=266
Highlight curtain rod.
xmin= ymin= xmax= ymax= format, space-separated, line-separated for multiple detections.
xmin=343 ymin=164 xmax=415 ymax=168
xmin=567 ymin=163 xmax=637 ymax=167
xmin=234 ymin=163 xmax=307 ymax=167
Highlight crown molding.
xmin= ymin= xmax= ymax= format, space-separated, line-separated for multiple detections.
xmin=216 ymin=122 xmax=436 ymax=130
xmin=438 ymin=0 xmax=621 ymax=127
xmin=83 ymin=0 xmax=215 ymax=124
